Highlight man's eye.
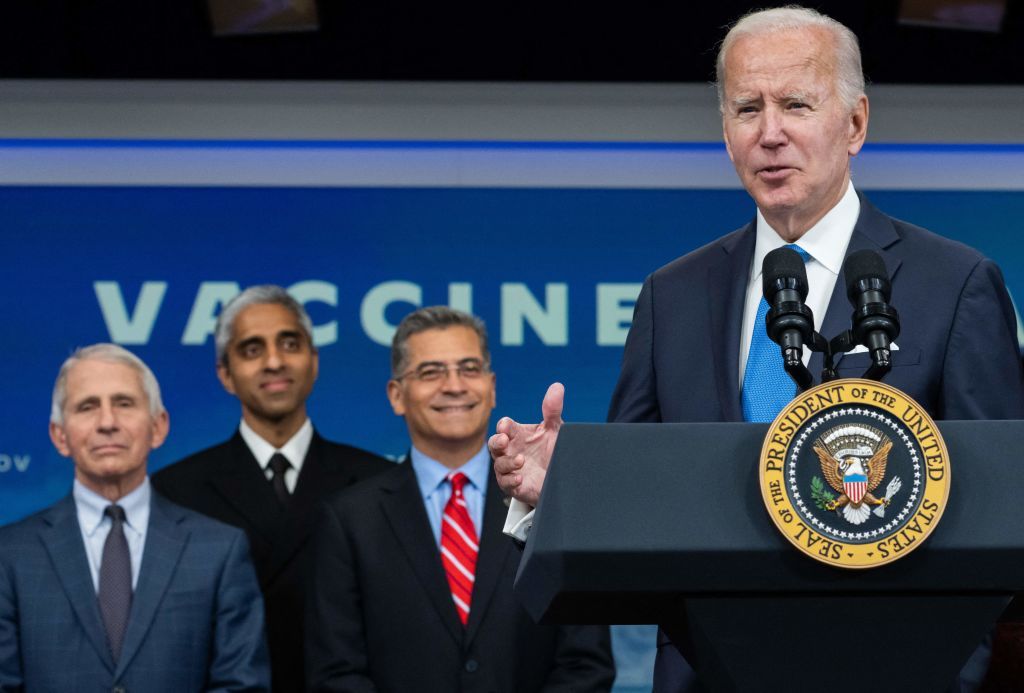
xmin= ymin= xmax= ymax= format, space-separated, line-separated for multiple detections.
xmin=281 ymin=338 xmax=300 ymax=351
xmin=459 ymin=364 xmax=483 ymax=377
xmin=418 ymin=367 xmax=445 ymax=381
xmin=788 ymin=102 xmax=808 ymax=110
xmin=241 ymin=344 xmax=262 ymax=358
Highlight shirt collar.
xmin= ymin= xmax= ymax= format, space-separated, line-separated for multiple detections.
xmin=409 ymin=444 xmax=491 ymax=501
xmin=752 ymin=182 xmax=860 ymax=280
xmin=239 ymin=417 xmax=313 ymax=472
xmin=73 ymin=476 xmax=151 ymax=536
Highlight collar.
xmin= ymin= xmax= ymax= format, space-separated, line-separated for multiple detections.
xmin=238 ymin=417 xmax=313 ymax=473
xmin=409 ymin=444 xmax=491 ymax=500
xmin=73 ymin=476 xmax=151 ymax=536
xmin=752 ymin=182 xmax=860 ymax=280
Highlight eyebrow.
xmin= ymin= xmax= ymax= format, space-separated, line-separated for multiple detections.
xmin=71 ymin=392 xmax=137 ymax=409
xmin=413 ymin=357 xmax=484 ymax=369
xmin=234 ymin=336 xmax=266 ymax=351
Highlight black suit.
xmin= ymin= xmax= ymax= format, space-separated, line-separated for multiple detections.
xmin=153 ymin=431 xmax=392 ymax=693
xmin=306 ymin=460 xmax=615 ymax=692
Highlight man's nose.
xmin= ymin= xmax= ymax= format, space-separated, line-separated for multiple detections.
xmin=759 ymin=108 xmax=788 ymax=147
xmin=439 ymin=368 xmax=468 ymax=391
xmin=97 ymin=403 xmax=119 ymax=431
xmin=264 ymin=345 xmax=284 ymax=370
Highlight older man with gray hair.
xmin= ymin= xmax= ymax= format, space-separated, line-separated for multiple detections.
xmin=0 ymin=343 xmax=269 ymax=691
xmin=153 ymin=284 xmax=391 ymax=693
xmin=490 ymin=5 xmax=1024 ymax=691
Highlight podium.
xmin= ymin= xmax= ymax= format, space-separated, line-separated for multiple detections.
xmin=514 ymin=421 xmax=1024 ymax=692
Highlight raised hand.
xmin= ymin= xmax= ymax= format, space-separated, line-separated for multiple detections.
xmin=489 ymin=383 xmax=564 ymax=507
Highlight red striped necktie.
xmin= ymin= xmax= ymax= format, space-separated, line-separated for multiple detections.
xmin=440 ymin=472 xmax=478 ymax=626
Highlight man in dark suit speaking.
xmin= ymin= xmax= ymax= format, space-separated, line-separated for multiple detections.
xmin=154 ymin=285 xmax=391 ymax=692
xmin=306 ymin=306 xmax=615 ymax=692
xmin=490 ymin=5 xmax=1024 ymax=691
xmin=0 ymin=343 xmax=269 ymax=691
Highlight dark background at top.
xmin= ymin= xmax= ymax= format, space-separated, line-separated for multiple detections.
xmin=2 ymin=1 xmax=1022 ymax=84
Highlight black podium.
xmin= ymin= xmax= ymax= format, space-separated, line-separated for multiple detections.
xmin=513 ymin=421 xmax=1024 ymax=692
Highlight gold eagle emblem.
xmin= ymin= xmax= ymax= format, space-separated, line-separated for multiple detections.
xmin=812 ymin=425 xmax=902 ymax=525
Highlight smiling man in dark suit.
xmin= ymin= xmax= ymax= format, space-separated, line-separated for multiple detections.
xmin=0 ymin=343 xmax=268 ymax=692
xmin=153 ymin=285 xmax=391 ymax=693
xmin=306 ymin=306 xmax=615 ymax=692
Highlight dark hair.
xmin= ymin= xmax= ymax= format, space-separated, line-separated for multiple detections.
xmin=391 ymin=306 xmax=490 ymax=377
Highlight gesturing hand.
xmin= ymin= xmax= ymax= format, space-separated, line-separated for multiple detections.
xmin=489 ymin=383 xmax=564 ymax=507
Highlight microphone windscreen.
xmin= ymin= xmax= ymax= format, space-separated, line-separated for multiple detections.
xmin=762 ymin=246 xmax=808 ymax=299
xmin=843 ymin=250 xmax=889 ymax=300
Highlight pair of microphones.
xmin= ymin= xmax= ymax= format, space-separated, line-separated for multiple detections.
xmin=762 ymin=246 xmax=899 ymax=390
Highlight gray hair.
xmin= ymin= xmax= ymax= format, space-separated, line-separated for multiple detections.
xmin=391 ymin=306 xmax=490 ymax=378
xmin=215 ymin=285 xmax=315 ymax=365
xmin=715 ymin=5 xmax=865 ymax=112
xmin=51 ymin=343 xmax=165 ymax=425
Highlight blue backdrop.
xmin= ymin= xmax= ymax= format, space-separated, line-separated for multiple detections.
xmin=4 ymin=185 xmax=1024 ymax=523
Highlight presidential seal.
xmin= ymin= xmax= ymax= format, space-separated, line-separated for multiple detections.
xmin=758 ymin=378 xmax=950 ymax=569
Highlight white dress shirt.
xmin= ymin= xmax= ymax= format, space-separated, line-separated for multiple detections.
xmin=74 ymin=477 xmax=150 ymax=592
xmin=239 ymin=417 xmax=313 ymax=493
xmin=738 ymin=182 xmax=860 ymax=386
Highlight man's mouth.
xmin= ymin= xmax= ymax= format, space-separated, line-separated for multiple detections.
xmin=757 ymin=165 xmax=795 ymax=181
xmin=261 ymin=378 xmax=293 ymax=393
xmin=432 ymin=404 xmax=477 ymax=413
xmin=92 ymin=444 xmax=127 ymax=455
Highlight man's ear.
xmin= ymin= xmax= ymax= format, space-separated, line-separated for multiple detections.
xmin=216 ymin=361 xmax=236 ymax=395
xmin=150 ymin=410 xmax=170 ymax=450
xmin=386 ymin=379 xmax=406 ymax=416
xmin=847 ymin=94 xmax=869 ymax=157
xmin=49 ymin=421 xmax=71 ymax=458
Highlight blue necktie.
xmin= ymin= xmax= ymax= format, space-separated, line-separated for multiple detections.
xmin=742 ymin=244 xmax=810 ymax=423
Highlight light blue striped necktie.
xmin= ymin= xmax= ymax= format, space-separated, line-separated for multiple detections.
xmin=741 ymin=244 xmax=810 ymax=423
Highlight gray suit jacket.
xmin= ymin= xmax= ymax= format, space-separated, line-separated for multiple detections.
xmin=0 ymin=491 xmax=269 ymax=692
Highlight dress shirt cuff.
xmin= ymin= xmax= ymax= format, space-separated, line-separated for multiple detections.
xmin=503 ymin=498 xmax=535 ymax=542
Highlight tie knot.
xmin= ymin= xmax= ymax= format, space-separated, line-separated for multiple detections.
xmin=447 ymin=472 xmax=469 ymax=494
xmin=268 ymin=453 xmax=291 ymax=476
xmin=786 ymin=243 xmax=810 ymax=263
xmin=104 ymin=504 xmax=126 ymax=523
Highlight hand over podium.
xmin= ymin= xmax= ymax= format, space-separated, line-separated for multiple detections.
xmin=513 ymin=421 xmax=1024 ymax=693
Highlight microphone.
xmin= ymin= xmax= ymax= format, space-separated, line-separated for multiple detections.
xmin=843 ymin=250 xmax=900 ymax=375
xmin=762 ymin=247 xmax=815 ymax=390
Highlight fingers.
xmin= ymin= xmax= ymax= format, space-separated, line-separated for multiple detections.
xmin=541 ymin=382 xmax=565 ymax=428
xmin=495 ymin=416 xmax=520 ymax=439
xmin=488 ymin=431 xmax=509 ymax=456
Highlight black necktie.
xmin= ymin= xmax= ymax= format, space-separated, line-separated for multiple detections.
xmin=98 ymin=504 xmax=132 ymax=662
xmin=268 ymin=453 xmax=292 ymax=506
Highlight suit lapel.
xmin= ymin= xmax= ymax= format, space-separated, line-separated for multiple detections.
xmin=115 ymin=492 xmax=188 ymax=679
xmin=379 ymin=462 xmax=464 ymax=645
xmin=209 ymin=433 xmax=285 ymax=546
xmin=464 ymin=473 xmax=513 ymax=647
xmin=709 ymin=223 xmax=756 ymax=422
xmin=40 ymin=496 xmax=116 ymax=673
xmin=815 ymin=194 xmax=903 ymax=373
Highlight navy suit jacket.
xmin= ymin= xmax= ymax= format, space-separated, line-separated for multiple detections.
xmin=609 ymin=193 xmax=1024 ymax=425
xmin=606 ymin=194 xmax=1024 ymax=691
xmin=306 ymin=460 xmax=615 ymax=693
xmin=0 ymin=490 xmax=269 ymax=692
